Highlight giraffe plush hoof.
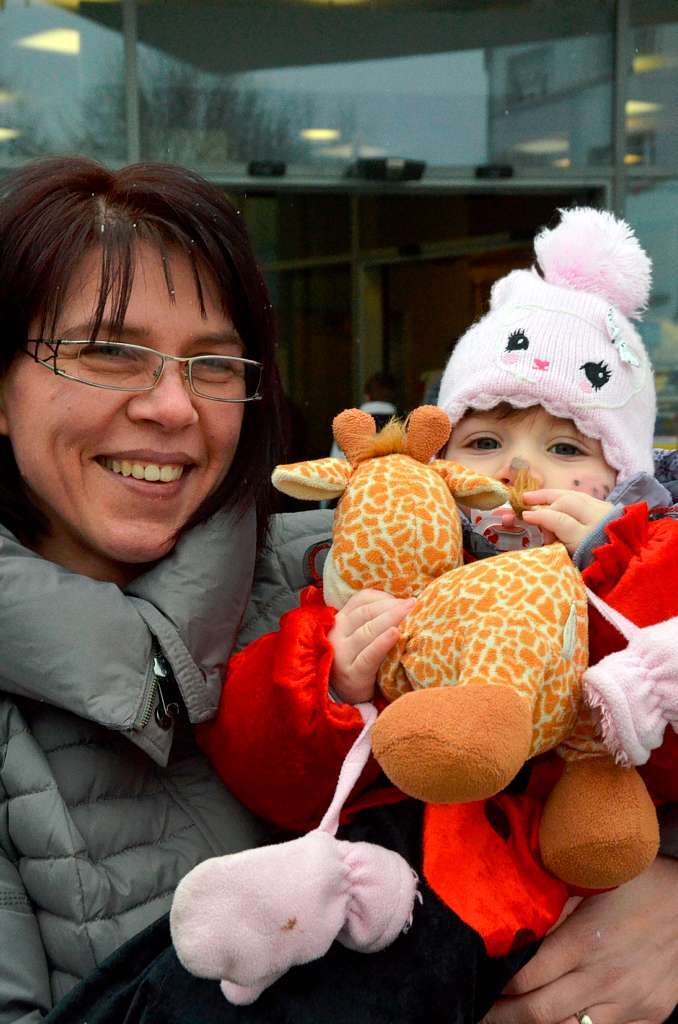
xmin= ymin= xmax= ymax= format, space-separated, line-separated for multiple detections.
xmin=371 ymin=685 xmax=533 ymax=803
xmin=539 ymin=757 xmax=659 ymax=888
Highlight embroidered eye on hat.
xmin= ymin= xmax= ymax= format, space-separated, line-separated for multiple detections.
xmin=437 ymin=207 xmax=655 ymax=481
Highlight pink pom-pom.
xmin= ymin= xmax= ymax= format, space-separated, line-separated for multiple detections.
xmin=534 ymin=207 xmax=651 ymax=319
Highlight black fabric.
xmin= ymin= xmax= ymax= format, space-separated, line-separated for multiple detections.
xmin=45 ymin=801 xmax=536 ymax=1024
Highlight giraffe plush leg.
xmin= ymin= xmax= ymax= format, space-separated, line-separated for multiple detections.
xmin=539 ymin=755 xmax=659 ymax=889
xmin=371 ymin=684 xmax=534 ymax=803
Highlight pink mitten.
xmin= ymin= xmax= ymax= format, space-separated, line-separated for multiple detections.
xmin=585 ymin=591 xmax=678 ymax=765
xmin=170 ymin=704 xmax=418 ymax=1005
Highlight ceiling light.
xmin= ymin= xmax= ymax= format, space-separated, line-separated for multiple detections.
xmin=0 ymin=90 xmax=19 ymax=105
xmin=303 ymin=1 xmax=370 ymax=5
xmin=301 ymin=128 xmax=341 ymax=142
xmin=626 ymin=100 xmax=662 ymax=115
xmin=633 ymin=54 xmax=678 ymax=74
xmin=15 ymin=28 xmax=80 ymax=55
xmin=624 ymin=153 xmax=644 ymax=165
xmin=552 ymin=158 xmax=571 ymax=168
xmin=513 ymin=137 xmax=569 ymax=156
xmin=317 ymin=144 xmax=355 ymax=158
xmin=49 ymin=0 xmax=120 ymax=6
xmin=0 ymin=128 xmax=21 ymax=142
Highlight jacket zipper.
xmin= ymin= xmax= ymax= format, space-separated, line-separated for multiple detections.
xmin=138 ymin=648 xmax=180 ymax=731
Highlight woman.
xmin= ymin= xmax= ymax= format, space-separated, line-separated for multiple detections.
xmin=0 ymin=156 xmax=332 ymax=1022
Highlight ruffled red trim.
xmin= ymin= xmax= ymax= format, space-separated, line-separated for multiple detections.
xmin=197 ymin=586 xmax=378 ymax=832
xmin=583 ymin=502 xmax=649 ymax=597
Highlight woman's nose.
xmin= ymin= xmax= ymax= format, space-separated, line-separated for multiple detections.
xmin=126 ymin=362 xmax=198 ymax=430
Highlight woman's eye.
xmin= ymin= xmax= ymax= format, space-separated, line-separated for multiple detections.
xmin=580 ymin=360 xmax=612 ymax=390
xmin=469 ymin=437 xmax=500 ymax=450
xmin=550 ymin=442 xmax=583 ymax=457
xmin=506 ymin=330 xmax=530 ymax=352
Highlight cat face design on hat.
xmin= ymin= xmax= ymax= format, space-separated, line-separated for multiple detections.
xmin=491 ymin=287 xmax=651 ymax=411
xmin=437 ymin=208 xmax=656 ymax=481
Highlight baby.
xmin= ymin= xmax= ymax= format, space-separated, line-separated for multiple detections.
xmin=175 ymin=208 xmax=678 ymax=1023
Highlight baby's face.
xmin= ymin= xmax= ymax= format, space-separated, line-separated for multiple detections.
xmin=445 ymin=406 xmax=617 ymax=499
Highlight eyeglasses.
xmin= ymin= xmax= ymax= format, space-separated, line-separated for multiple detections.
xmin=23 ymin=340 xmax=263 ymax=404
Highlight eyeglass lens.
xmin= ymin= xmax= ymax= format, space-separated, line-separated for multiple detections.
xmin=48 ymin=342 xmax=260 ymax=400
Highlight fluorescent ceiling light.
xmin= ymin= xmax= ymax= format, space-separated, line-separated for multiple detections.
xmin=626 ymin=100 xmax=662 ymax=115
xmin=0 ymin=128 xmax=22 ymax=142
xmin=49 ymin=0 xmax=119 ymax=8
xmin=624 ymin=153 xmax=644 ymax=165
xmin=15 ymin=28 xmax=80 ymax=55
xmin=633 ymin=54 xmax=678 ymax=74
xmin=0 ymin=90 xmax=19 ymax=105
xmin=513 ymin=137 xmax=569 ymax=155
xmin=316 ymin=143 xmax=386 ymax=159
xmin=552 ymin=158 xmax=571 ymax=168
xmin=301 ymin=128 xmax=341 ymax=142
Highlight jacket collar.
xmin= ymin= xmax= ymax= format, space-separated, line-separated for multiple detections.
xmin=0 ymin=508 xmax=256 ymax=737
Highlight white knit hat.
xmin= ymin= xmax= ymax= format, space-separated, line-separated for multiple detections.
xmin=437 ymin=208 xmax=655 ymax=481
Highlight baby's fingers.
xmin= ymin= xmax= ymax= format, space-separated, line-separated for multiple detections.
xmin=522 ymin=508 xmax=583 ymax=553
xmin=341 ymin=593 xmax=416 ymax=638
xmin=352 ymin=626 xmax=403 ymax=679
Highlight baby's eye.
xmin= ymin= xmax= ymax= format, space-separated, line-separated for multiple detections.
xmin=468 ymin=437 xmax=501 ymax=450
xmin=506 ymin=330 xmax=530 ymax=352
xmin=549 ymin=442 xmax=584 ymax=457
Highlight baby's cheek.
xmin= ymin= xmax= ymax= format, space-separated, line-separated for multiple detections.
xmin=571 ymin=475 xmax=611 ymax=499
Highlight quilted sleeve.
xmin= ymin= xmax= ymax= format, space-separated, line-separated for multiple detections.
xmin=197 ymin=587 xmax=380 ymax=832
xmin=0 ymin=844 xmax=51 ymax=1023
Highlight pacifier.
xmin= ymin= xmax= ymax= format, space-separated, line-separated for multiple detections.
xmin=468 ymin=507 xmax=544 ymax=551
xmin=469 ymin=458 xmax=545 ymax=551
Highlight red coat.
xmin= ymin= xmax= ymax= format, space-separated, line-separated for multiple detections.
xmin=198 ymin=502 xmax=678 ymax=954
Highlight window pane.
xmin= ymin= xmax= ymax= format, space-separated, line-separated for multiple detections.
xmin=626 ymin=179 xmax=678 ymax=445
xmin=628 ymin=2 xmax=678 ymax=167
xmin=137 ymin=0 xmax=613 ymax=175
xmin=267 ymin=266 xmax=352 ymax=460
xmin=358 ymin=189 xmax=601 ymax=252
xmin=0 ymin=0 xmax=126 ymax=168
xmin=240 ymin=194 xmax=351 ymax=263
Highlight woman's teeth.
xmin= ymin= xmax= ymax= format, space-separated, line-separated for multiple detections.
xmin=101 ymin=457 xmax=184 ymax=483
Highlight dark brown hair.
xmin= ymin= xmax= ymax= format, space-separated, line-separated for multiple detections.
xmin=0 ymin=155 xmax=285 ymax=550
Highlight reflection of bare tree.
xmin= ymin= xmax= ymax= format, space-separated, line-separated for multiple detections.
xmin=140 ymin=63 xmax=318 ymax=166
xmin=11 ymin=55 xmax=357 ymax=169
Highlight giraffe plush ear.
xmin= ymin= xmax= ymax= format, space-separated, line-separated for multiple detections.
xmin=404 ymin=406 xmax=451 ymax=463
xmin=332 ymin=409 xmax=377 ymax=466
xmin=272 ymin=458 xmax=352 ymax=501
xmin=432 ymin=461 xmax=509 ymax=509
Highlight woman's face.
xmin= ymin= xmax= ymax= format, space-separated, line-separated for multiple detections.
xmin=0 ymin=244 xmax=245 ymax=584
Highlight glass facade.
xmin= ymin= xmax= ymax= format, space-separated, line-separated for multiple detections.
xmin=1 ymin=0 xmax=677 ymax=454
xmin=0 ymin=1 xmax=126 ymax=165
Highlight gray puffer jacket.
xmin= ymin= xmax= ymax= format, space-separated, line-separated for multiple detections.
xmin=0 ymin=508 xmax=332 ymax=1023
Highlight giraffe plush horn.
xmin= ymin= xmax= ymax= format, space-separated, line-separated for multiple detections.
xmin=404 ymin=406 xmax=452 ymax=464
xmin=333 ymin=408 xmax=377 ymax=465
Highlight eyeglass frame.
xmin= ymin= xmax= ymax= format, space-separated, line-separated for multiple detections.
xmin=22 ymin=339 xmax=263 ymax=404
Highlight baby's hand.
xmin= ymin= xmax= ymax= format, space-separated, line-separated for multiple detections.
xmin=521 ymin=488 xmax=614 ymax=554
xmin=329 ymin=589 xmax=416 ymax=704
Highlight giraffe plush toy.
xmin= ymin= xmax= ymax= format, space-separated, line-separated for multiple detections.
xmin=272 ymin=405 xmax=659 ymax=890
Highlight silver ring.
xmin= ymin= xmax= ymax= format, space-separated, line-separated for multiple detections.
xmin=576 ymin=1013 xmax=593 ymax=1024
